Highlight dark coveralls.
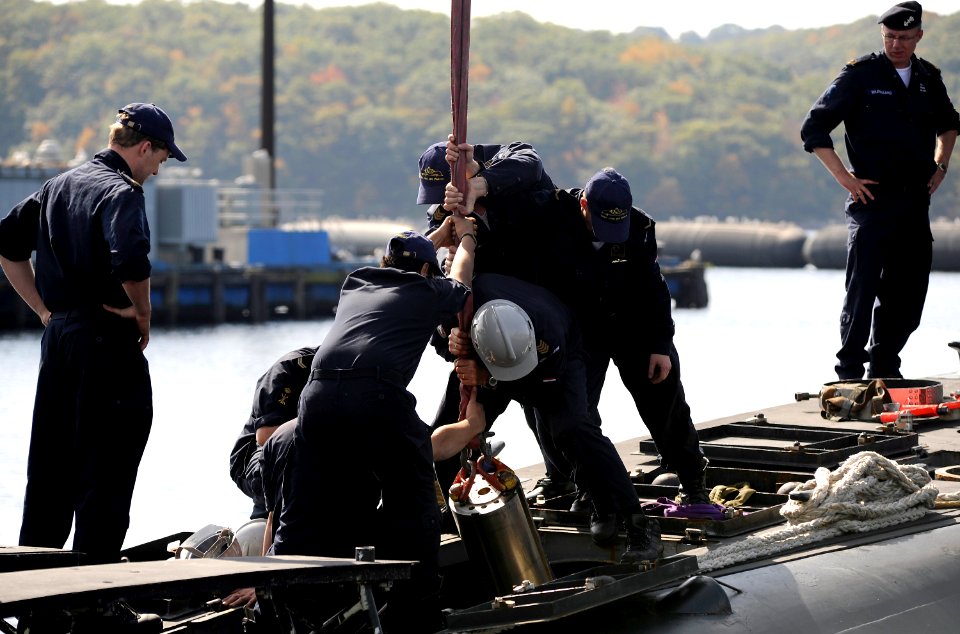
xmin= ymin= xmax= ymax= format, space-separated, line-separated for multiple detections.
xmin=426 ymin=141 xmax=556 ymax=491
xmin=466 ymin=273 xmax=643 ymax=519
xmin=0 ymin=150 xmax=153 ymax=564
xmin=527 ymin=189 xmax=705 ymax=491
xmin=801 ymin=51 xmax=960 ymax=379
xmin=228 ymin=346 xmax=316 ymax=519
xmin=271 ymin=266 xmax=469 ymax=630
xmin=425 ymin=141 xmax=555 ymax=276
xmin=227 ymin=418 xmax=297 ymax=630
xmin=260 ymin=419 xmax=298 ymax=544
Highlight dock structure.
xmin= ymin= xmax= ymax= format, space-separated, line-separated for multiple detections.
xmin=0 ymin=266 xmax=349 ymax=331
xmin=1 ymin=170 xmax=710 ymax=328
xmin=150 ymin=266 xmax=347 ymax=327
xmin=0 ymin=261 xmax=709 ymax=330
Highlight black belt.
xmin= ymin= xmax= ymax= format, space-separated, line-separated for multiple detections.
xmin=49 ymin=308 xmax=110 ymax=321
xmin=311 ymin=367 xmax=405 ymax=387
xmin=871 ymin=182 xmax=929 ymax=196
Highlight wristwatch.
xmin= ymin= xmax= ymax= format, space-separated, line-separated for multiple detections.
xmin=937 ymin=162 xmax=948 ymax=172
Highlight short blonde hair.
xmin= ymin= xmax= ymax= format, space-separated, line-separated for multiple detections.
xmin=109 ymin=115 xmax=169 ymax=153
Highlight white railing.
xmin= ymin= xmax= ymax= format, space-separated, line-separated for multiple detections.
xmin=217 ymin=188 xmax=326 ymax=227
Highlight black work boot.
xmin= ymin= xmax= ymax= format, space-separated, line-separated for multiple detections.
xmin=677 ymin=457 xmax=711 ymax=505
xmin=525 ymin=476 xmax=576 ymax=502
xmin=589 ymin=512 xmax=618 ymax=546
xmin=620 ymin=513 xmax=663 ymax=565
xmin=569 ymin=490 xmax=593 ymax=514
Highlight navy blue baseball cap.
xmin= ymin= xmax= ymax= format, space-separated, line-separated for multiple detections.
xmin=386 ymin=230 xmax=442 ymax=275
xmin=879 ymin=2 xmax=922 ymax=29
xmin=584 ymin=168 xmax=631 ymax=243
xmin=417 ymin=142 xmax=450 ymax=204
xmin=116 ymin=103 xmax=187 ymax=162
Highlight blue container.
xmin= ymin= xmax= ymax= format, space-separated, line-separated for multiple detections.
xmin=150 ymin=288 xmax=165 ymax=309
xmin=223 ymin=286 xmax=250 ymax=308
xmin=248 ymin=229 xmax=332 ymax=267
xmin=307 ymin=283 xmax=340 ymax=303
xmin=665 ymin=278 xmax=681 ymax=297
xmin=178 ymin=285 xmax=213 ymax=306
xmin=265 ymin=283 xmax=295 ymax=303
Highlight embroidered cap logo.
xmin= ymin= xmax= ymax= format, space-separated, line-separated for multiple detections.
xmin=599 ymin=207 xmax=629 ymax=223
xmin=420 ymin=166 xmax=446 ymax=182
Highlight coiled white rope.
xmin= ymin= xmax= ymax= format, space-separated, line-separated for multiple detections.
xmin=697 ymin=450 xmax=948 ymax=573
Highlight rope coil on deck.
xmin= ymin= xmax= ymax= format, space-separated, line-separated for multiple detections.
xmin=697 ymin=450 xmax=950 ymax=573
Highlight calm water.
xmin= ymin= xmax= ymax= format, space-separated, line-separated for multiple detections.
xmin=1 ymin=267 xmax=958 ymax=549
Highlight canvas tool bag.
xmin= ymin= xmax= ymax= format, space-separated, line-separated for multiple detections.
xmin=819 ymin=379 xmax=891 ymax=421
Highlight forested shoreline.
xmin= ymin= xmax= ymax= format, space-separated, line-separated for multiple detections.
xmin=2 ymin=0 xmax=958 ymax=225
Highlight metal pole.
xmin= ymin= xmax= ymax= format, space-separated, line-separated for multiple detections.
xmin=450 ymin=0 xmax=471 ymax=200
xmin=262 ymin=0 xmax=276 ymax=191
xmin=451 ymin=0 xmax=474 ymax=420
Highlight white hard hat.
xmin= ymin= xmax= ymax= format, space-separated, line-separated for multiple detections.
xmin=470 ymin=299 xmax=538 ymax=381
xmin=231 ymin=518 xmax=268 ymax=557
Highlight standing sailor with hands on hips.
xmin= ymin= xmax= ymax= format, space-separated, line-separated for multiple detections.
xmin=801 ymin=1 xmax=959 ymax=380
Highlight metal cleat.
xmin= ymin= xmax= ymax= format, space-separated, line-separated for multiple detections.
xmin=683 ymin=528 xmax=705 ymax=545
xmin=584 ymin=575 xmax=616 ymax=590
xmin=512 ymin=579 xmax=536 ymax=593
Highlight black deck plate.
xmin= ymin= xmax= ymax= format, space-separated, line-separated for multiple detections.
xmin=442 ymin=556 xmax=698 ymax=631
xmin=639 ymin=422 xmax=919 ymax=469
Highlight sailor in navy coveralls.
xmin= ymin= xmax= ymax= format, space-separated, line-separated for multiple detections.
xmin=270 ymin=220 xmax=475 ymax=632
xmin=801 ymin=1 xmax=959 ymax=380
xmin=417 ymin=139 xmax=568 ymax=500
xmin=0 ymin=102 xmax=187 ymax=564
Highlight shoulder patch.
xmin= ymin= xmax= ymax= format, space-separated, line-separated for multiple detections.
xmin=536 ymin=339 xmax=549 ymax=355
xmin=634 ymin=207 xmax=654 ymax=229
xmin=844 ymin=52 xmax=877 ymax=69
xmin=433 ymin=206 xmax=451 ymax=223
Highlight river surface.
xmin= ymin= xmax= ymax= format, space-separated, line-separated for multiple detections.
xmin=1 ymin=266 xmax=958 ymax=549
